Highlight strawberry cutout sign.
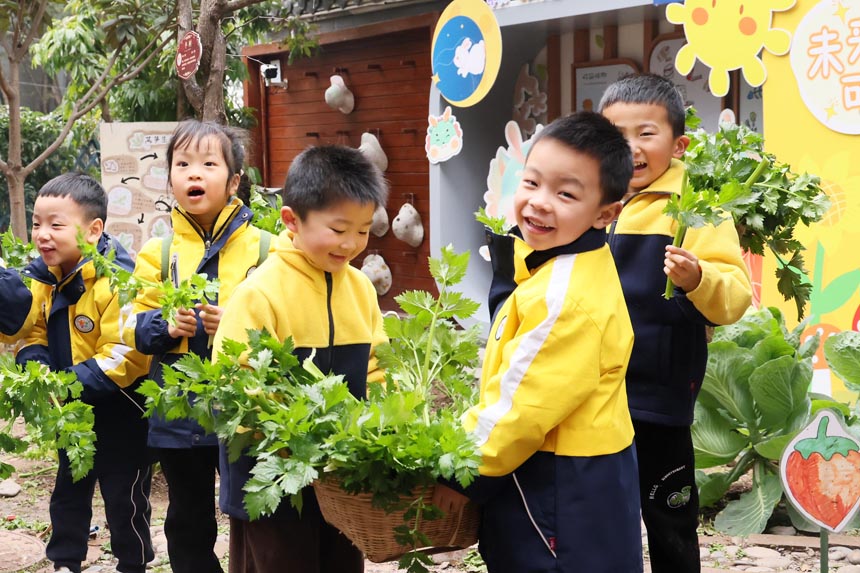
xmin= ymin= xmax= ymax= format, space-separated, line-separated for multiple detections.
xmin=780 ymin=409 xmax=860 ymax=532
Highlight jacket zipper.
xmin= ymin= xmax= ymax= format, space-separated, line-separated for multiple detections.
xmin=325 ymin=272 xmax=334 ymax=373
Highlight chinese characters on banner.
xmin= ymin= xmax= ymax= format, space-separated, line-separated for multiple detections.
xmin=790 ymin=1 xmax=860 ymax=134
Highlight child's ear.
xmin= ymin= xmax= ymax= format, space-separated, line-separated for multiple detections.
xmin=227 ymin=173 xmax=240 ymax=197
xmin=85 ymin=218 xmax=104 ymax=244
xmin=594 ymin=201 xmax=622 ymax=230
xmin=281 ymin=206 xmax=300 ymax=232
xmin=673 ymin=134 xmax=690 ymax=159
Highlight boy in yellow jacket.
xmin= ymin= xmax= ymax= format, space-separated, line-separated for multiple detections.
xmin=214 ymin=145 xmax=388 ymax=573
xmin=17 ymin=172 xmax=153 ymax=573
xmin=600 ymin=73 xmax=752 ymax=572
xmin=440 ymin=112 xmax=642 ymax=572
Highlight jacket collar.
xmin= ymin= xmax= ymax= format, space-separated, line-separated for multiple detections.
xmin=512 ymin=226 xmax=607 ymax=284
xmin=626 ymin=158 xmax=685 ymax=203
xmin=172 ymin=197 xmax=248 ymax=244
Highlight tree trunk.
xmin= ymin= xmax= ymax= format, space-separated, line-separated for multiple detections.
xmin=201 ymin=29 xmax=227 ymax=123
xmin=3 ymin=58 xmax=28 ymax=239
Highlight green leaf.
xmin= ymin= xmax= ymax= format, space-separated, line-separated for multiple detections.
xmin=691 ymin=403 xmax=748 ymax=468
xmin=713 ymin=472 xmax=783 ymax=535
xmin=749 ymin=356 xmax=812 ymax=430
xmin=700 ymin=342 xmax=758 ymax=425
xmin=696 ymin=470 xmax=732 ymax=508
xmin=824 ymin=331 xmax=860 ymax=390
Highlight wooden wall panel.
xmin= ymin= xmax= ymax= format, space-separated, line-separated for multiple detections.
xmin=264 ymin=26 xmax=435 ymax=309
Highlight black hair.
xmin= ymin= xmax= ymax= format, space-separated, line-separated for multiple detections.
xmin=282 ymin=145 xmax=388 ymax=218
xmin=37 ymin=172 xmax=107 ymax=222
xmin=166 ymin=119 xmax=247 ymax=182
xmin=529 ymin=111 xmax=633 ymax=204
xmin=597 ymin=72 xmax=686 ymax=137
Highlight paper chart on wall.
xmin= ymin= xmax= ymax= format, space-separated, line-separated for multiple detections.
xmin=99 ymin=122 xmax=178 ymax=258
xmin=648 ymin=36 xmax=724 ymax=132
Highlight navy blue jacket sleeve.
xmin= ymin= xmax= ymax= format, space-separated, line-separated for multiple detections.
xmin=15 ymin=343 xmax=51 ymax=368
xmin=134 ymin=309 xmax=175 ymax=355
xmin=69 ymin=359 xmax=124 ymax=403
xmin=0 ymin=269 xmax=32 ymax=336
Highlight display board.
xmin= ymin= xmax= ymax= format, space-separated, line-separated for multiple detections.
xmin=99 ymin=122 xmax=178 ymax=257
xmin=572 ymin=58 xmax=640 ymax=112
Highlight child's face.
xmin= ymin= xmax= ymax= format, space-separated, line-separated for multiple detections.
xmin=170 ymin=135 xmax=239 ymax=230
xmin=601 ymin=102 xmax=689 ymax=194
xmin=32 ymin=195 xmax=102 ymax=277
xmin=514 ymin=138 xmax=621 ymax=251
xmin=281 ymin=200 xmax=376 ymax=273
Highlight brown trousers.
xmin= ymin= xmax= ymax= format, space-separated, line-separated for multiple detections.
xmin=228 ymin=502 xmax=363 ymax=573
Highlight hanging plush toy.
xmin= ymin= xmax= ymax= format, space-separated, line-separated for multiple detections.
xmin=324 ymin=75 xmax=354 ymax=114
xmin=370 ymin=204 xmax=389 ymax=237
xmin=392 ymin=203 xmax=424 ymax=248
xmin=358 ymin=132 xmax=388 ymax=172
xmin=360 ymin=253 xmax=392 ymax=296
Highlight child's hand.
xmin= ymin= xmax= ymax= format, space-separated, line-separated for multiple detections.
xmin=431 ymin=483 xmax=470 ymax=515
xmin=197 ymin=303 xmax=222 ymax=335
xmin=168 ymin=307 xmax=198 ymax=338
xmin=664 ymin=245 xmax=702 ymax=293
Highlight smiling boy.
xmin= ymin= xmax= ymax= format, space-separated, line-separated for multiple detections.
xmin=213 ymin=145 xmax=389 ymax=573
xmin=17 ymin=172 xmax=153 ymax=573
xmin=443 ymin=112 xmax=642 ymax=572
xmin=599 ymin=73 xmax=751 ymax=573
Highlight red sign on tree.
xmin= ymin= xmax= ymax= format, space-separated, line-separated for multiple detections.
xmin=175 ymin=31 xmax=202 ymax=80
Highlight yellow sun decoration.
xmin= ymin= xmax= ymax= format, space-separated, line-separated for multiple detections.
xmin=667 ymin=0 xmax=796 ymax=97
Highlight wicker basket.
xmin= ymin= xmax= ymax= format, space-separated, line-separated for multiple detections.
xmin=312 ymin=479 xmax=480 ymax=562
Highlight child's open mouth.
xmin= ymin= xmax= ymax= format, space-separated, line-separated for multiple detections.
xmin=633 ymin=161 xmax=647 ymax=171
xmin=188 ymin=187 xmax=205 ymax=197
xmin=525 ymin=218 xmax=554 ymax=232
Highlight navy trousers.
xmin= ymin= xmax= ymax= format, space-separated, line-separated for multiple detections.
xmin=478 ymin=447 xmax=643 ymax=573
xmin=47 ymin=450 xmax=153 ymax=573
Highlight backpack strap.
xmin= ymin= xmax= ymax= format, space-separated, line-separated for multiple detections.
xmin=160 ymin=233 xmax=173 ymax=283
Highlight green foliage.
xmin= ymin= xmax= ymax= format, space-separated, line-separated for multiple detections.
xmin=245 ymin=169 xmax=284 ymax=234
xmin=79 ymin=238 xmax=219 ymax=325
xmin=693 ymin=307 xmax=815 ymax=535
xmin=140 ymin=246 xmax=482 ymax=571
xmin=0 ymin=229 xmax=38 ymax=272
xmin=682 ymin=110 xmax=830 ymax=318
xmin=474 ymin=207 xmax=509 ymax=235
xmin=0 ymin=106 xmax=78 ymax=232
xmin=0 ymin=355 xmax=96 ymax=482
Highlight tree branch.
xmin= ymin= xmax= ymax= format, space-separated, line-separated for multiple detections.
xmin=0 ymin=63 xmax=12 ymax=104
xmin=223 ymin=0 xmax=269 ymax=15
xmin=17 ymin=0 xmax=50 ymax=61
xmin=21 ymin=29 xmax=175 ymax=179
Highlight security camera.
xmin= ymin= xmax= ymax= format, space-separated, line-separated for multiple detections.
xmin=264 ymin=66 xmax=278 ymax=80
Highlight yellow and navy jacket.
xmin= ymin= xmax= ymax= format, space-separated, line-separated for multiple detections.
xmin=127 ymin=198 xmax=273 ymax=449
xmin=464 ymin=227 xmax=634 ymax=476
xmin=16 ymin=234 xmax=152 ymax=468
xmin=0 ymin=263 xmax=35 ymax=342
xmin=213 ymin=230 xmax=387 ymax=519
xmin=608 ymin=159 xmax=752 ymax=425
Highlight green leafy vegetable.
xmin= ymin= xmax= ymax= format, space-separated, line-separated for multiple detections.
xmin=79 ymin=237 xmax=220 ymax=325
xmin=0 ymin=230 xmax=38 ymax=275
xmin=140 ymin=246 xmax=483 ymax=571
xmin=692 ymin=307 xmax=814 ymax=534
xmin=680 ymin=110 xmax=830 ymax=318
xmin=0 ymin=354 xmax=96 ymax=482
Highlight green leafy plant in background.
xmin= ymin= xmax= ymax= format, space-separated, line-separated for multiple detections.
xmin=693 ymin=306 xmax=818 ymax=535
xmin=245 ymin=167 xmax=284 ymax=234
xmin=140 ymin=246 xmax=482 ymax=572
xmin=0 ymin=354 xmax=96 ymax=482
xmin=682 ymin=109 xmax=830 ymax=319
